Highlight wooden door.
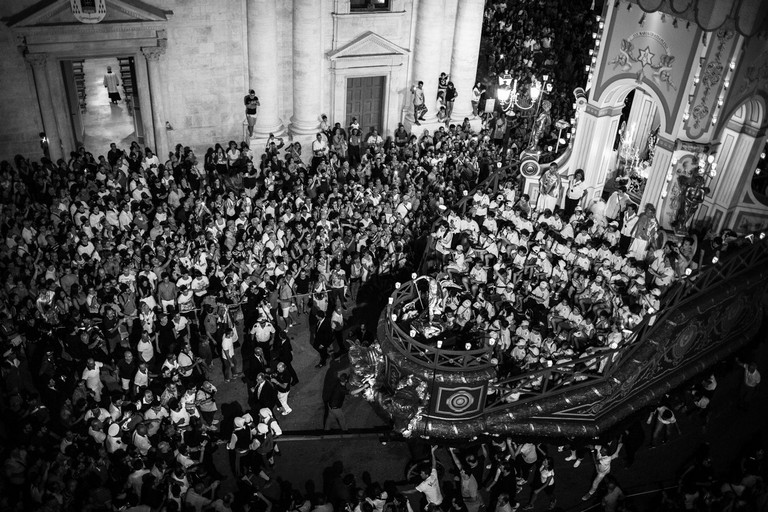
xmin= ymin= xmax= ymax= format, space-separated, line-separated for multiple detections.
xmin=346 ymin=76 xmax=385 ymax=132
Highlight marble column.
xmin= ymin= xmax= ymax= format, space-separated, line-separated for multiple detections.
xmin=290 ymin=0 xmax=322 ymax=135
xmin=410 ymin=0 xmax=445 ymax=124
xmin=141 ymin=47 xmax=169 ymax=156
xmin=26 ymin=53 xmax=63 ymax=162
xmin=248 ymin=0 xmax=285 ymax=137
xmin=449 ymin=0 xmax=484 ymax=122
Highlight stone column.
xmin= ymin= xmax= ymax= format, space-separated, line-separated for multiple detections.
xmin=449 ymin=0 xmax=484 ymax=122
xmin=290 ymin=0 xmax=322 ymax=135
xmin=248 ymin=0 xmax=285 ymax=137
xmin=27 ymin=53 xmax=63 ymax=162
xmin=569 ymin=103 xmax=624 ymax=202
xmin=141 ymin=47 xmax=169 ymax=156
xmin=409 ymin=0 xmax=445 ymax=124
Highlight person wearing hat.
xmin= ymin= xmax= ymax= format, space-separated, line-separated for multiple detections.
xmin=227 ymin=416 xmax=252 ymax=478
xmin=250 ymin=315 xmax=276 ymax=362
xmin=604 ymin=221 xmax=621 ymax=248
xmin=106 ymin=422 xmax=126 ymax=454
xmin=254 ymin=413 xmax=279 ymax=469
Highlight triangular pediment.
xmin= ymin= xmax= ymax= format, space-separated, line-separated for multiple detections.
xmin=6 ymin=0 xmax=172 ymax=27
xmin=328 ymin=31 xmax=408 ymax=60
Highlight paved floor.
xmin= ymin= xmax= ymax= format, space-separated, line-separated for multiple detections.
xmin=81 ymin=57 xmax=137 ymax=152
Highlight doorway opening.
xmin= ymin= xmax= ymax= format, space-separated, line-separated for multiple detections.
xmin=346 ymin=76 xmax=385 ymax=133
xmin=62 ymin=56 xmax=145 ymax=154
xmin=603 ymin=88 xmax=661 ymax=203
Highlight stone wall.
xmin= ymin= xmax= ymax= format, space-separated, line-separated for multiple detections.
xmin=161 ymin=0 xmax=249 ymax=155
xmin=0 ymin=0 xmax=46 ymax=162
xmin=0 ymin=0 xmax=428 ymax=161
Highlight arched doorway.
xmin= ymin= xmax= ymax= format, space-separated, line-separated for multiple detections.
xmin=7 ymin=0 xmax=171 ymax=160
xmin=570 ymin=78 xmax=667 ymax=202
xmin=697 ymin=96 xmax=768 ymax=232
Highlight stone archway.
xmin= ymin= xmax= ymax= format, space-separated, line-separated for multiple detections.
xmin=569 ymin=79 xmax=669 ymax=202
xmin=6 ymin=0 xmax=172 ymax=160
xmin=701 ymin=96 xmax=768 ymax=232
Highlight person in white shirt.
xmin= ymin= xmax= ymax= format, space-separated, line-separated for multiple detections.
xmin=619 ymin=203 xmax=638 ymax=255
xmin=311 ymin=133 xmax=329 ymax=170
xmin=582 ymin=441 xmax=623 ymax=500
xmin=564 ymin=169 xmax=587 ymax=219
xmin=81 ymin=358 xmax=106 ymax=402
xmin=221 ymin=327 xmax=239 ymax=382
xmin=132 ymin=424 xmax=152 ymax=457
xmin=408 ymin=445 xmax=443 ymax=506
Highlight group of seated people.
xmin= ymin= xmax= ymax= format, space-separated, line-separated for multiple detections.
xmin=394 ymin=179 xmax=697 ymax=398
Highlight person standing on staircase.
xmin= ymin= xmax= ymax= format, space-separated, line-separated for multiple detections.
xmin=244 ymin=89 xmax=260 ymax=138
xmin=103 ymin=66 xmax=121 ymax=104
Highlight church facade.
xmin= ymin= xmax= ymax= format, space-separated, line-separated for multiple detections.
xmin=0 ymin=0 xmax=484 ymax=162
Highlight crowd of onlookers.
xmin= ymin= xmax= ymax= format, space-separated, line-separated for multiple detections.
xmin=479 ymin=0 xmax=599 ymax=152
xmin=0 ymin=101 xmax=510 ymax=510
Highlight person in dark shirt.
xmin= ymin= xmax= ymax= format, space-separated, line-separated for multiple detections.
xmin=487 ymin=461 xmax=517 ymax=507
xmin=274 ymin=331 xmax=298 ymax=385
xmin=116 ymin=350 xmax=137 ymax=396
xmin=244 ymin=90 xmax=260 ymax=138
xmin=294 ymin=269 xmax=311 ymax=315
xmin=324 ymin=373 xmax=349 ymax=432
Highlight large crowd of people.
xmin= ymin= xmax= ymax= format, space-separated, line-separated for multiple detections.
xmin=480 ymin=0 xmax=599 ymax=151
xmin=0 ymin=99 xmax=510 ymax=511
xmin=1 ymin=2 xmax=766 ymax=509
xmin=2 ymin=108 xmax=764 ymax=512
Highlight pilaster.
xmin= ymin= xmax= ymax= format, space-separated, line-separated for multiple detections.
xmin=26 ymin=53 xmax=63 ymax=162
xmin=449 ymin=0 xmax=484 ymax=123
xmin=141 ymin=46 xmax=168 ymax=155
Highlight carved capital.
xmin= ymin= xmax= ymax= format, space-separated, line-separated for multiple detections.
xmin=141 ymin=46 xmax=165 ymax=61
xmin=25 ymin=52 xmax=48 ymax=67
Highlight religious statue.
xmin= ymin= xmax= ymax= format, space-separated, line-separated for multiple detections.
xmin=672 ymin=173 xmax=708 ymax=233
xmin=536 ymin=162 xmax=562 ymax=212
xmin=528 ymin=100 xmax=552 ymax=150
